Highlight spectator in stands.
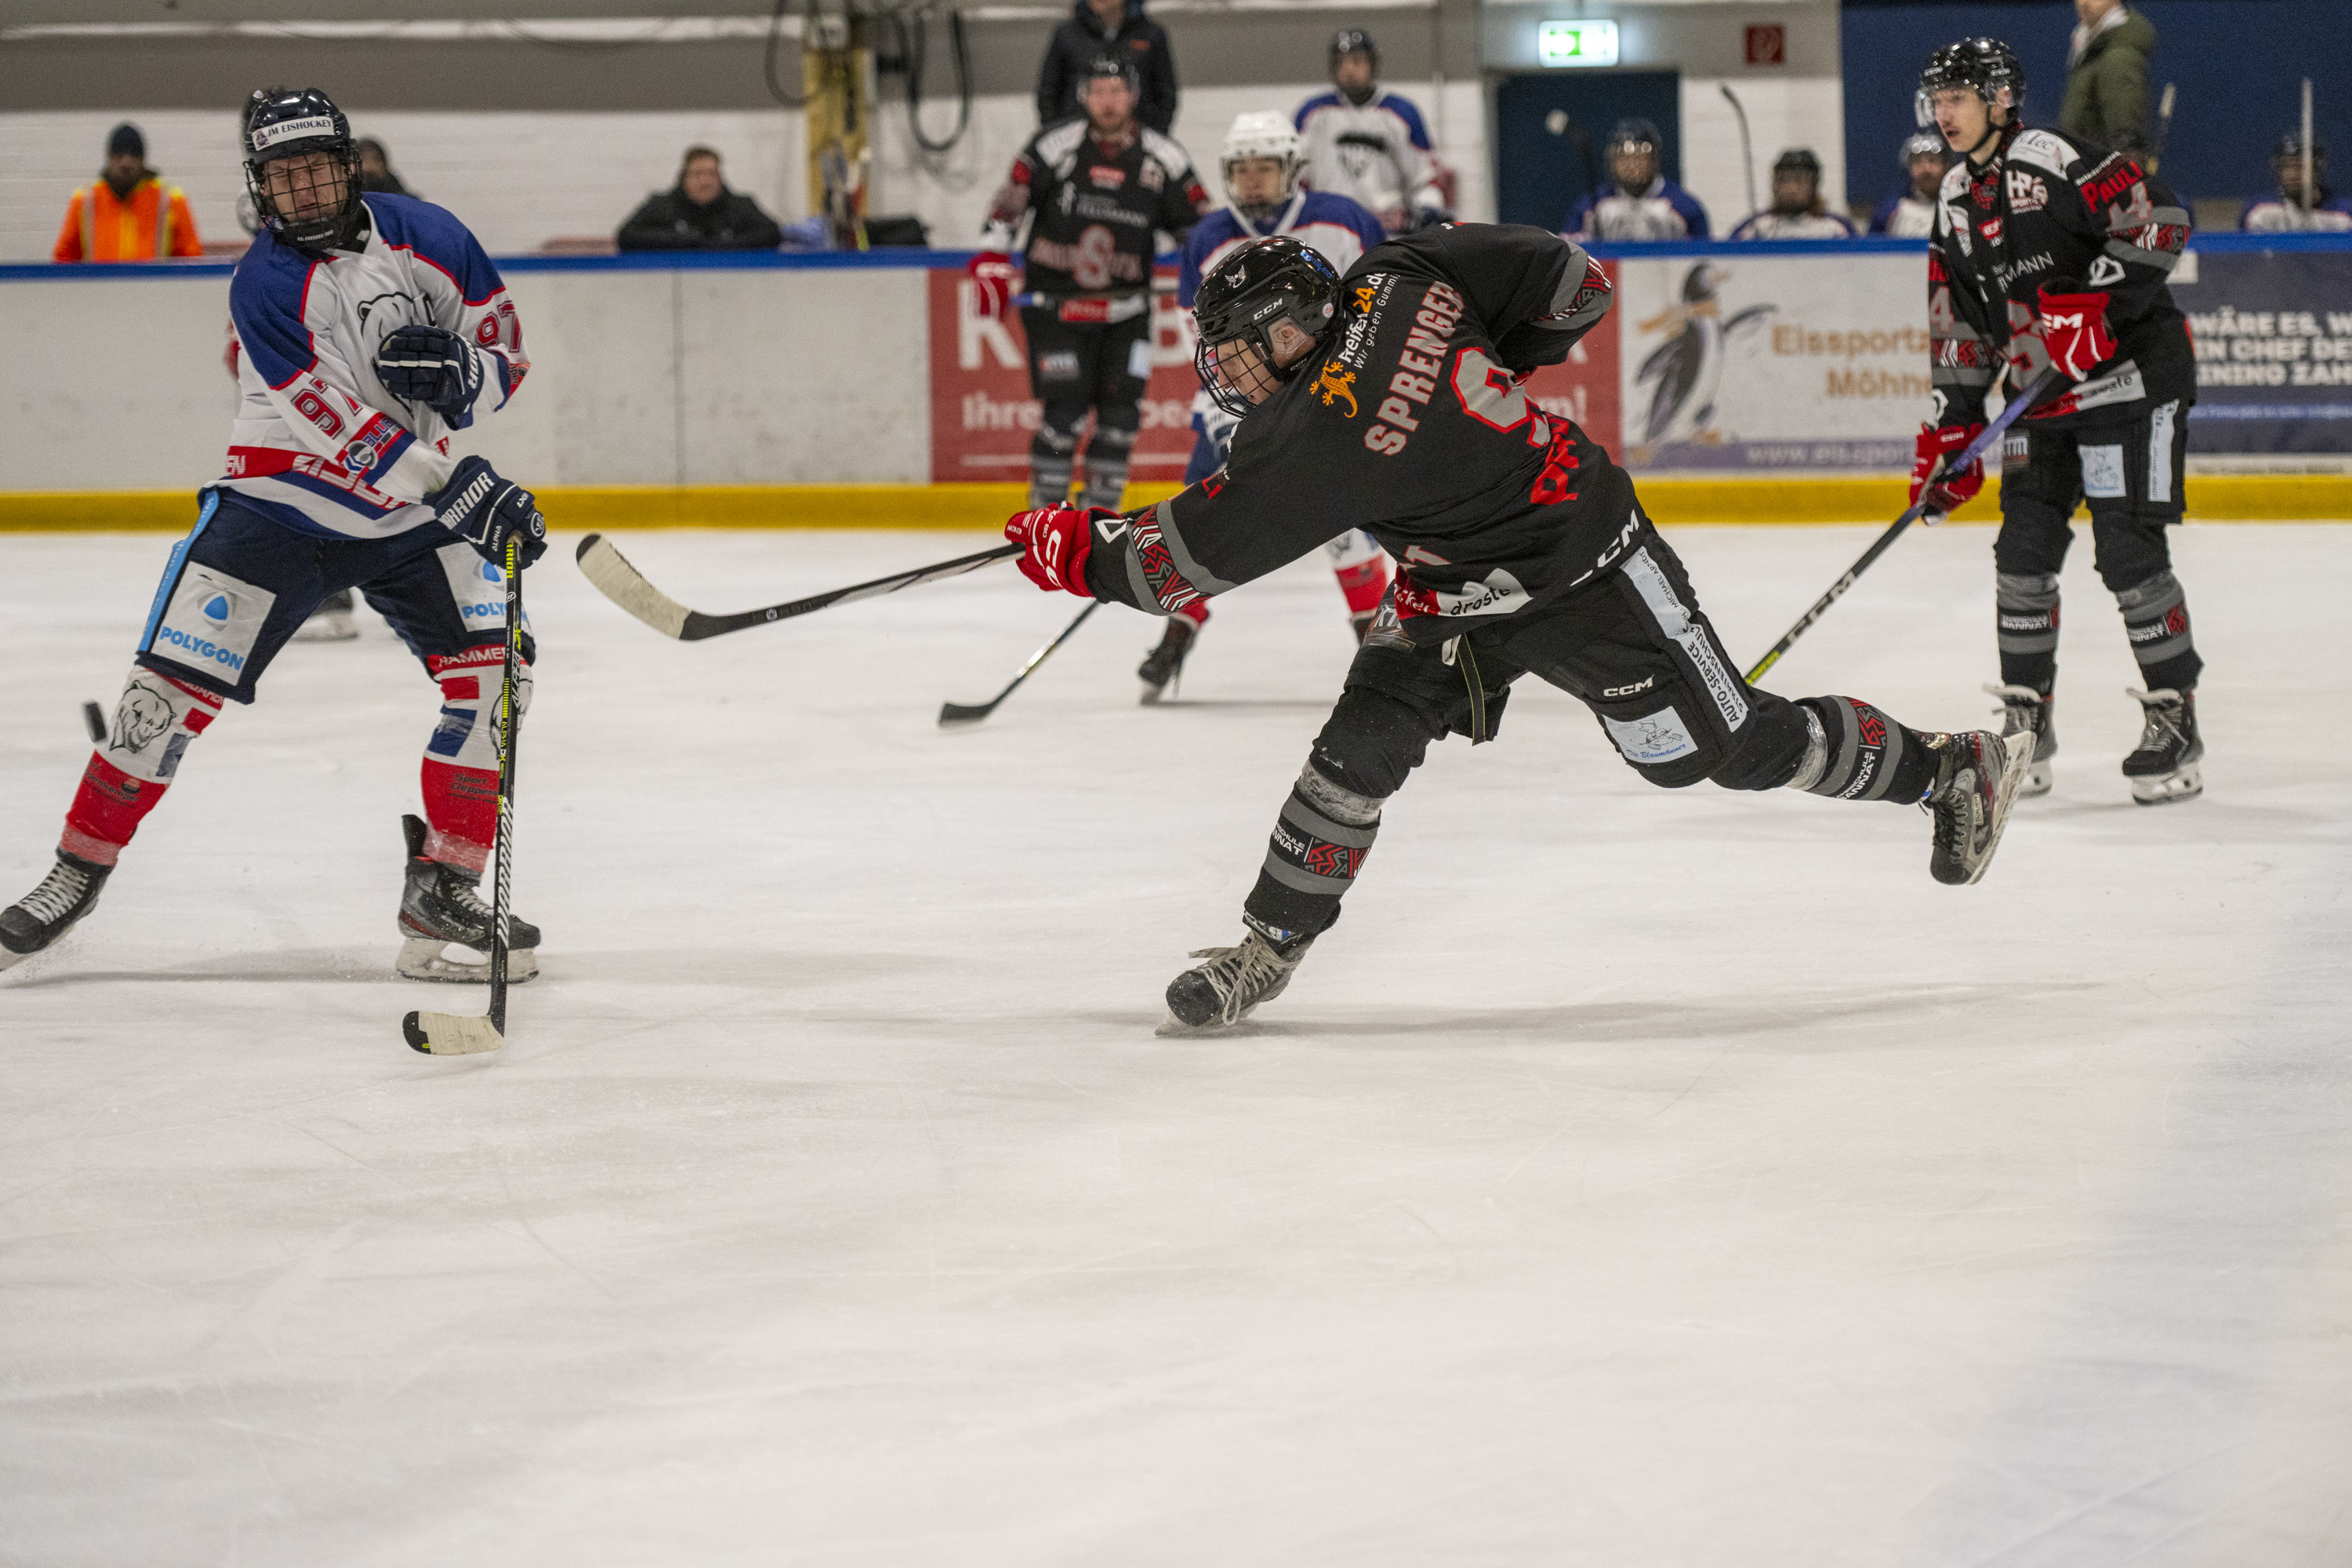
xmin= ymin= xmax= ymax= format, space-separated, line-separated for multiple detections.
xmin=2060 ymin=0 xmax=2156 ymax=155
xmin=616 ymin=147 xmax=785 ymax=252
xmin=1037 ymin=0 xmax=1177 ymax=133
xmin=1730 ymin=148 xmax=1855 ymax=239
xmin=1295 ymin=28 xmax=1451 ymax=235
xmin=355 ymin=138 xmax=413 ymax=196
xmin=52 ymin=122 xmax=202 ymax=263
xmin=1563 ymin=118 xmax=1707 ymax=241
xmin=1870 ymin=131 xmax=1949 ymax=237
xmin=2241 ymin=132 xmax=2352 ymax=232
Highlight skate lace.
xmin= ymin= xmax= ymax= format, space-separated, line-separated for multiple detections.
xmin=1185 ymin=938 xmax=1290 ymax=1021
xmin=18 ymin=862 xmax=93 ymax=925
xmin=2125 ymin=689 xmax=2180 ymax=755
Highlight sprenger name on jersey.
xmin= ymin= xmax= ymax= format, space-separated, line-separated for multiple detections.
xmin=1363 ymin=279 xmax=1466 ymax=456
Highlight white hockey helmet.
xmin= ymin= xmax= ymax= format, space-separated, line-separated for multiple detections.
xmin=1221 ymin=111 xmax=1303 ymax=220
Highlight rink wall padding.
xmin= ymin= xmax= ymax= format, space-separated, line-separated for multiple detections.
xmin=4 ymin=236 xmax=2350 ymax=525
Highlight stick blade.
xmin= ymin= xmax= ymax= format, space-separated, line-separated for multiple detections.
xmin=575 ymin=533 xmax=691 ymax=639
xmin=938 ymin=701 xmax=995 ymax=728
xmin=403 ymin=1008 xmax=504 ymax=1055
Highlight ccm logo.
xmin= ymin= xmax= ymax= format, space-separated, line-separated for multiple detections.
xmin=1603 ymin=676 xmax=1657 ymax=698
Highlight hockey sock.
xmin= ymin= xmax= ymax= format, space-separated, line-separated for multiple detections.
xmin=1177 ymin=598 xmax=1210 ymax=630
xmin=1241 ymin=762 xmax=1381 ymax=946
xmin=1995 ymin=572 xmax=2060 ymax=695
xmin=2114 ymin=569 xmax=2201 ymax=691
xmin=1028 ymin=422 xmax=1080 ymax=509
xmin=418 ymin=645 xmax=532 ymax=874
xmin=1081 ymin=425 xmax=1135 ymax=511
xmin=60 ymin=667 xmax=224 ymax=866
xmin=1790 ymin=697 xmax=1939 ymax=803
xmin=1325 ymin=530 xmax=1391 ymax=618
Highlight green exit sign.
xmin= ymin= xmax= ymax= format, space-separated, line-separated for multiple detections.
xmin=1538 ymin=19 xmax=1619 ymax=67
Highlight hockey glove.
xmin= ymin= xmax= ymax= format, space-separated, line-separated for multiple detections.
xmin=430 ymin=456 xmax=547 ymax=570
xmin=1908 ymin=421 xmax=1986 ymax=517
xmin=2036 ymin=283 xmax=2118 ymax=381
xmin=1004 ymin=506 xmax=1111 ymax=597
xmin=967 ymin=251 xmax=1017 ymax=320
xmin=376 ymin=324 xmax=488 ymax=422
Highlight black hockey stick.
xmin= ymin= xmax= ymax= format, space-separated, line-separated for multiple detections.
xmin=1744 ymin=368 xmax=2060 ymax=685
xmin=82 ymin=702 xmax=103 ymax=745
xmin=577 ymin=533 xmax=1022 ymax=641
xmin=405 ymin=533 xmax=525 ymax=1056
xmin=939 ymin=600 xmax=1098 ymax=728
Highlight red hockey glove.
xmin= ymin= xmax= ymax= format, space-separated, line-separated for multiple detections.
xmin=2037 ymin=284 xmax=2118 ymax=381
xmin=1908 ymin=421 xmax=1986 ymax=516
xmin=967 ymin=250 xmax=1016 ymax=320
xmin=1004 ymin=506 xmax=1104 ymax=597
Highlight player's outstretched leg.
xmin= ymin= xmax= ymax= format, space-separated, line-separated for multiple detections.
xmin=1138 ymin=601 xmax=1209 ymax=704
xmin=0 ymin=855 xmax=112 ymax=972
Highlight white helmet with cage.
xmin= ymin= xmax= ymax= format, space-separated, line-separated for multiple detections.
xmin=1220 ymin=111 xmax=1303 ymax=220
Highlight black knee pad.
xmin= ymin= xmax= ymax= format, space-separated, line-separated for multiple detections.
xmin=2088 ymin=512 xmax=2174 ymax=591
xmin=1307 ymin=685 xmax=1447 ymax=800
xmin=1091 ymin=399 xmax=1142 ymax=441
xmin=1033 ymin=403 xmax=1087 ymax=452
xmin=1707 ymin=691 xmax=1813 ymax=791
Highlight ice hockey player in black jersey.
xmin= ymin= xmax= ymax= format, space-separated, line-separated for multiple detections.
xmin=1914 ymin=38 xmax=2205 ymax=805
xmin=1001 ymin=226 xmax=2035 ymax=1032
xmin=967 ymin=55 xmax=1212 ymax=514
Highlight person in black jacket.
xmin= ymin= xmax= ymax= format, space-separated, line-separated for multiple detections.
xmin=1000 ymin=228 xmax=2034 ymax=1032
xmin=1037 ymin=0 xmax=1178 ymax=133
xmin=616 ymin=147 xmax=784 ymax=252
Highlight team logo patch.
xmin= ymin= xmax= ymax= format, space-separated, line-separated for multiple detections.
xmin=2079 ymin=443 xmax=2127 ymax=498
xmin=146 ymin=564 xmax=274 ymax=679
xmin=1312 ymin=361 xmax=1359 ymax=416
xmin=111 ymin=678 xmax=178 ymax=754
xmin=1602 ymin=706 xmax=1699 ymax=764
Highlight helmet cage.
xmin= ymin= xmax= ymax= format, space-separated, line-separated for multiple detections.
xmin=243 ymin=89 xmax=363 ymax=254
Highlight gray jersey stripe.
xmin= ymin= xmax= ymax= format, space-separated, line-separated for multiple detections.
xmin=1154 ymin=499 xmax=1241 ymax=595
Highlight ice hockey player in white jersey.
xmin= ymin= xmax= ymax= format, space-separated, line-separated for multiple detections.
xmin=1728 ymin=148 xmax=1857 ymax=240
xmin=1 ymin=88 xmax=550 ymax=981
xmin=1563 ymin=119 xmax=1710 ymax=241
xmin=1871 ymin=132 xmax=1951 ymax=238
xmin=1138 ymin=112 xmax=1394 ymax=697
xmin=1294 ymin=29 xmax=1450 ymax=238
xmin=2239 ymin=132 xmax=2352 ymax=232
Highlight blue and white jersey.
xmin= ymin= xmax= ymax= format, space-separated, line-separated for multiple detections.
xmin=223 ymin=193 xmax=528 ymax=540
xmin=2239 ymin=191 xmax=2352 ymax=232
xmin=1294 ymin=88 xmax=1443 ymax=233
xmin=1870 ymin=192 xmax=1938 ymax=238
xmin=1563 ymin=178 xmax=1710 ymax=243
xmin=1728 ymin=209 xmax=1857 ymax=241
xmin=1177 ymin=189 xmax=1388 ymax=308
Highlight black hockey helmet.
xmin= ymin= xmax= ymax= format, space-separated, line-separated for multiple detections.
xmin=1773 ymin=147 xmax=1823 ymax=178
xmin=1192 ymin=235 xmax=1341 ymax=418
xmin=1606 ymin=118 xmax=1664 ymax=158
xmin=1917 ymin=38 xmax=2025 ymax=129
xmin=1083 ymin=53 xmax=1141 ymax=96
xmin=242 ymin=85 xmax=363 ymax=255
xmin=2274 ymin=131 xmax=2328 ymax=165
xmin=1330 ymin=27 xmax=1378 ymax=65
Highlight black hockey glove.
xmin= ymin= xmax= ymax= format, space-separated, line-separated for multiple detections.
xmin=376 ymin=324 xmax=487 ymax=422
xmin=428 ymin=456 xmax=546 ymax=570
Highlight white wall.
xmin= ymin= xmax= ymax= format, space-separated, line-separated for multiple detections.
xmin=1678 ymin=74 xmax=1849 ymax=230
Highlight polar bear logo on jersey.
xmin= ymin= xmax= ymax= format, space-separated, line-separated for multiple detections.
xmin=110 ymin=678 xmax=176 ymax=756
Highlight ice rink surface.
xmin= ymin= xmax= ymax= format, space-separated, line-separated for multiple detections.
xmin=2 ymin=521 xmax=2348 ymax=1566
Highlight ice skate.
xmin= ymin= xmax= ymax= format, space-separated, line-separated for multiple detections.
xmin=0 ymin=852 xmax=112 ymax=973
xmin=293 ymin=587 xmax=360 ymax=642
xmin=1922 ymin=729 xmax=2031 ymax=887
xmin=1138 ymin=617 xmax=1197 ymax=705
xmin=1984 ymin=682 xmax=2055 ymax=797
xmin=1160 ymin=927 xmax=1314 ymax=1034
xmin=397 ymin=815 xmax=539 ymax=983
xmin=2122 ymin=688 xmax=2202 ymax=806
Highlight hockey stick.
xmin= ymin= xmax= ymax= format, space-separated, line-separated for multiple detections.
xmin=939 ymin=600 xmax=1098 ymax=728
xmin=82 ymin=701 xmax=103 ymax=745
xmin=1721 ymin=85 xmax=1758 ymax=221
xmin=405 ymin=533 xmax=525 ymax=1056
xmin=577 ymin=534 xmax=1022 ymax=641
xmin=1744 ymin=368 xmax=2060 ymax=685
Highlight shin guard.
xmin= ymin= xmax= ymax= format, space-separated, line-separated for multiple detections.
xmin=1795 ymin=696 xmax=1939 ymax=804
xmin=419 ymin=644 xmax=532 ymax=875
xmin=60 ymin=667 xmax=224 ymax=866
xmin=1242 ymin=763 xmax=1382 ymax=946
xmin=1080 ymin=424 xmax=1135 ymax=512
xmin=2114 ymin=568 xmax=2201 ymax=691
xmin=1995 ymin=571 xmax=2061 ymax=695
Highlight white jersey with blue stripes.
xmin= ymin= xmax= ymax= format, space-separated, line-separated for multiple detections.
xmin=223 ymin=194 xmax=528 ymax=539
xmin=1294 ymin=88 xmax=1441 ymax=231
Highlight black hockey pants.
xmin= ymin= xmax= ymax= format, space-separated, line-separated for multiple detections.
xmin=1021 ymin=305 xmax=1152 ymax=513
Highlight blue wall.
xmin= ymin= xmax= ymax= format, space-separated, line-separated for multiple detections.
xmin=1842 ymin=1 xmax=2352 ymax=218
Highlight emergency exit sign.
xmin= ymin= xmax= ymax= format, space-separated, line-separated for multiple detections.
xmin=1537 ymin=19 xmax=1619 ymax=67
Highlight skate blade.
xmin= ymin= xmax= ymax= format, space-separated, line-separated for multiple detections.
xmin=1138 ymin=683 xmax=1169 ymax=706
xmin=403 ymin=1009 xmax=503 ymax=1054
xmin=396 ymin=938 xmax=539 ymax=984
xmin=1964 ymin=731 xmax=2039 ymax=885
xmin=2129 ymin=764 xmax=2202 ymax=806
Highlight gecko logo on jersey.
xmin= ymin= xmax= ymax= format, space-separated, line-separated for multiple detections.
xmin=145 ymin=565 xmax=274 ymax=678
xmin=1312 ymin=362 xmax=1359 ymax=416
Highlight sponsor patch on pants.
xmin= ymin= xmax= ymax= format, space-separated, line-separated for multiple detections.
xmin=437 ymin=543 xmax=510 ymax=630
xmin=2079 ymin=443 xmax=2127 ymax=498
xmin=1603 ymin=705 xmax=1699 ymax=764
xmin=146 ymin=564 xmax=274 ymax=678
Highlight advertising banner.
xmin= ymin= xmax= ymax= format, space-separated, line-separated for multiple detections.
xmin=2172 ymin=249 xmax=2352 ymax=454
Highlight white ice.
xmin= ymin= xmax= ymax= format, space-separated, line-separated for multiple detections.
xmin=3 ymin=522 xmax=2348 ymax=1566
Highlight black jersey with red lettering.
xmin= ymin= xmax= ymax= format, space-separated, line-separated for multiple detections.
xmin=1928 ymin=122 xmax=2194 ymax=426
xmin=980 ymin=119 xmax=1210 ymax=300
xmin=1079 ymin=223 xmax=1621 ymax=639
